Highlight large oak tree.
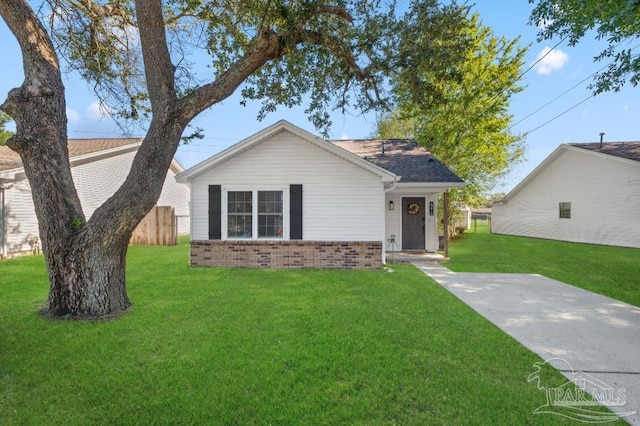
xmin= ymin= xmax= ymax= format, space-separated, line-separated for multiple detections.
xmin=0 ymin=0 xmax=402 ymax=318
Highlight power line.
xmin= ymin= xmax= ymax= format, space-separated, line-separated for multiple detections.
xmin=524 ymin=94 xmax=594 ymax=136
xmin=511 ymin=64 xmax=607 ymax=128
xmin=512 ymin=39 xmax=640 ymax=128
xmin=518 ymin=35 xmax=568 ymax=80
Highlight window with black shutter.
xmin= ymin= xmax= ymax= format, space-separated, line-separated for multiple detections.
xmin=208 ymin=185 xmax=222 ymax=239
xmin=290 ymin=184 xmax=303 ymax=240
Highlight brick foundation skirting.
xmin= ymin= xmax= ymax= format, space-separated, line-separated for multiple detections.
xmin=190 ymin=240 xmax=383 ymax=269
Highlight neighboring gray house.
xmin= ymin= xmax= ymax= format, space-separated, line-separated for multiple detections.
xmin=492 ymin=142 xmax=640 ymax=248
xmin=176 ymin=120 xmax=464 ymax=269
xmin=0 ymin=139 xmax=190 ymax=257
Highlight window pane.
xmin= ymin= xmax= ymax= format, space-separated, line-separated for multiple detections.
xmin=258 ymin=190 xmax=282 ymax=214
xmin=229 ymin=191 xmax=252 ymax=214
xmin=258 ymin=214 xmax=283 ymax=238
xmin=559 ymin=202 xmax=571 ymax=219
xmin=258 ymin=191 xmax=283 ymax=238
xmin=228 ymin=215 xmax=252 ymax=237
xmin=228 ymin=191 xmax=252 ymax=237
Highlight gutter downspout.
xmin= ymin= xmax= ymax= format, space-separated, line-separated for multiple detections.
xmin=382 ymin=176 xmax=399 ymax=265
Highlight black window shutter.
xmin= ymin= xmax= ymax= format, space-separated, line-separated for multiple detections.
xmin=208 ymin=185 xmax=222 ymax=240
xmin=290 ymin=184 xmax=303 ymax=240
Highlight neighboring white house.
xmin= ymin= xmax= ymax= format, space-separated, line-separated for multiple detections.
xmin=176 ymin=120 xmax=464 ymax=269
xmin=0 ymin=139 xmax=190 ymax=257
xmin=492 ymin=142 xmax=640 ymax=248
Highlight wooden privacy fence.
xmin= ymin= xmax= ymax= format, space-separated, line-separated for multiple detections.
xmin=130 ymin=206 xmax=177 ymax=246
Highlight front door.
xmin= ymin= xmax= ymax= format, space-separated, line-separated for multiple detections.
xmin=402 ymin=197 xmax=425 ymax=250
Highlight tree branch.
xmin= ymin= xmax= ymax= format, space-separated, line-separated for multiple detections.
xmin=180 ymin=28 xmax=283 ymax=119
xmin=66 ymin=0 xmax=135 ymax=25
xmin=0 ymin=0 xmax=60 ymax=115
xmin=134 ymin=0 xmax=177 ymax=112
xmin=180 ymin=6 xmax=367 ymax=121
xmin=314 ymin=4 xmax=353 ymax=23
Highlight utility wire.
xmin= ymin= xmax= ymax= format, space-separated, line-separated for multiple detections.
xmin=515 ymin=39 xmax=640 ymax=136
xmin=524 ymin=94 xmax=594 ymax=136
xmin=518 ymin=35 xmax=568 ymax=80
xmin=513 ymin=39 xmax=640 ymax=129
xmin=510 ymin=64 xmax=608 ymax=128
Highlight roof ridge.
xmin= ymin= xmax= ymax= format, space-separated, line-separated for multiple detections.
xmin=0 ymin=138 xmax=143 ymax=173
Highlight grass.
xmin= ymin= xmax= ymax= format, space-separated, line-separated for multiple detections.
xmin=448 ymin=224 xmax=640 ymax=307
xmin=0 ymin=239 xmax=620 ymax=424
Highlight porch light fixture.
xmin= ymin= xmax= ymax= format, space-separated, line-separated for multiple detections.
xmin=389 ymin=200 xmax=394 ymax=210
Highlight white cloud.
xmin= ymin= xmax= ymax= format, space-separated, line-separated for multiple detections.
xmin=534 ymin=47 xmax=569 ymax=75
xmin=340 ymin=132 xmax=350 ymax=140
xmin=86 ymin=101 xmax=112 ymax=119
xmin=66 ymin=108 xmax=79 ymax=123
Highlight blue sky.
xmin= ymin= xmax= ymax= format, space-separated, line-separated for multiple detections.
xmin=1 ymin=1 xmax=638 ymax=193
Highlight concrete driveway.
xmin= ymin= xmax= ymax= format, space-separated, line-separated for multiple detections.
xmin=412 ymin=261 xmax=640 ymax=425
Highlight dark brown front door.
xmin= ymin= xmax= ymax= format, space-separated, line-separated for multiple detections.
xmin=402 ymin=197 xmax=425 ymax=250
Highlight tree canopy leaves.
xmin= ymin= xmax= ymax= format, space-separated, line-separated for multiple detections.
xmin=529 ymin=0 xmax=640 ymax=93
xmin=44 ymin=0 xmax=399 ymax=134
xmin=376 ymin=7 xmax=527 ymax=206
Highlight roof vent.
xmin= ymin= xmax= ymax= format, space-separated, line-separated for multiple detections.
xmin=599 ymin=132 xmax=605 ymax=148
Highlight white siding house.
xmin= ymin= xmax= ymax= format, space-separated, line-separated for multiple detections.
xmin=177 ymin=121 xmax=464 ymax=268
xmin=0 ymin=139 xmax=190 ymax=257
xmin=492 ymin=142 xmax=640 ymax=248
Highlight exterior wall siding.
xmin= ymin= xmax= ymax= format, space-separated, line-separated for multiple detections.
xmin=4 ymin=178 xmax=40 ymax=254
xmin=72 ymin=151 xmax=137 ymax=218
xmin=188 ymin=130 xmax=386 ymax=242
xmin=3 ymin=151 xmax=190 ymax=256
xmin=158 ymin=166 xmax=191 ymax=235
xmin=492 ymin=148 xmax=640 ymax=248
xmin=190 ymin=240 xmax=382 ymax=269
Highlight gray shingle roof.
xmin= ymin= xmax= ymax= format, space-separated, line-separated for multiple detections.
xmin=0 ymin=138 xmax=141 ymax=172
xmin=331 ymin=138 xmax=464 ymax=183
xmin=569 ymin=142 xmax=640 ymax=162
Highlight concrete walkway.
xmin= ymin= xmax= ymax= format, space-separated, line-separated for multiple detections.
xmin=411 ymin=261 xmax=640 ymax=425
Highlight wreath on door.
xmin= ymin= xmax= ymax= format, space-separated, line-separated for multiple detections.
xmin=407 ymin=202 xmax=420 ymax=215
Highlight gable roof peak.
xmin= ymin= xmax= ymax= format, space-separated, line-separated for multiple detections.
xmin=175 ymin=120 xmax=397 ymax=183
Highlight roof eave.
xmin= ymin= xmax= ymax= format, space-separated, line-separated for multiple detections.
xmin=569 ymin=143 xmax=640 ymax=165
xmin=502 ymin=144 xmax=568 ymax=201
xmin=176 ymin=120 xmax=398 ymax=183
xmin=68 ymin=142 xmax=142 ymax=168
xmin=395 ymin=181 xmax=465 ymax=188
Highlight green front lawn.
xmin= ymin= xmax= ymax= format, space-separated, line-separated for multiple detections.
xmin=448 ymin=225 xmax=640 ymax=307
xmin=1 ymin=240 xmax=617 ymax=424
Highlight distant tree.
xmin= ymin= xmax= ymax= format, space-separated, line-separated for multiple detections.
xmin=376 ymin=8 xmax=527 ymax=207
xmin=530 ymin=0 xmax=640 ymax=93
xmin=0 ymin=111 xmax=13 ymax=145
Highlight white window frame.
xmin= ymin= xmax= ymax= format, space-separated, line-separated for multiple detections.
xmin=223 ymin=186 xmax=289 ymax=240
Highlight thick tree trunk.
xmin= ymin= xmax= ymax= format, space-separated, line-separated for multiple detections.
xmin=42 ymin=115 xmax=186 ymax=318
xmin=1 ymin=0 xmax=297 ymax=319
xmin=46 ymin=233 xmax=131 ymax=318
xmin=0 ymin=0 xmax=185 ymax=319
